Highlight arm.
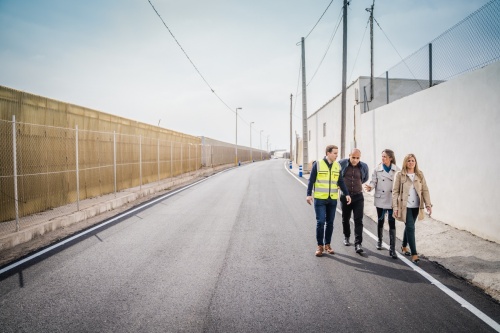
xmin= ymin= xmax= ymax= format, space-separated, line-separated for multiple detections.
xmin=306 ymin=162 xmax=317 ymax=205
xmin=337 ymin=170 xmax=352 ymax=204
xmin=361 ymin=162 xmax=370 ymax=184
xmin=337 ymin=170 xmax=349 ymax=196
xmin=392 ymin=171 xmax=401 ymax=214
xmin=364 ymin=167 xmax=378 ymax=191
xmin=421 ymin=173 xmax=432 ymax=215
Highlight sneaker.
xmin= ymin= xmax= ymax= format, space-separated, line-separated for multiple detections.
xmin=355 ymin=244 xmax=364 ymax=253
xmin=324 ymin=244 xmax=335 ymax=254
xmin=343 ymin=237 xmax=351 ymax=246
xmin=315 ymin=245 xmax=324 ymax=257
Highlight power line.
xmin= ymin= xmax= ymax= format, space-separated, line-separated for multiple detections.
xmin=307 ymin=8 xmax=343 ymax=86
xmin=147 ymin=0 xmax=239 ymax=115
xmin=304 ymin=0 xmax=335 ymax=40
xmin=373 ymin=16 xmax=424 ymax=89
xmin=348 ymin=17 xmax=370 ymax=83
xmin=292 ymin=55 xmax=302 ymax=117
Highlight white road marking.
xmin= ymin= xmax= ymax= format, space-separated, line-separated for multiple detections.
xmin=284 ymin=161 xmax=500 ymax=332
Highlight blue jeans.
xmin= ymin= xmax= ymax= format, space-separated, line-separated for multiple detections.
xmin=314 ymin=198 xmax=338 ymax=246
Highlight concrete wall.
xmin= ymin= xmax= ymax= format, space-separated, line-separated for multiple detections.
xmin=305 ymin=61 xmax=500 ymax=243
xmin=358 ymin=60 xmax=500 ymax=243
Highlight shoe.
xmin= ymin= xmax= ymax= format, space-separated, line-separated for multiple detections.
xmin=344 ymin=237 xmax=351 ymax=246
xmin=355 ymin=244 xmax=364 ymax=254
xmin=376 ymin=240 xmax=383 ymax=250
xmin=401 ymin=246 xmax=411 ymax=256
xmin=389 ymin=250 xmax=398 ymax=259
xmin=315 ymin=245 xmax=324 ymax=257
xmin=411 ymin=255 xmax=420 ymax=264
xmin=324 ymin=244 xmax=335 ymax=254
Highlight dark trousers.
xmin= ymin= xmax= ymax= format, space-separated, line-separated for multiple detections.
xmin=376 ymin=207 xmax=395 ymax=230
xmin=402 ymin=207 xmax=419 ymax=255
xmin=341 ymin=193 xmax=364 ymax=245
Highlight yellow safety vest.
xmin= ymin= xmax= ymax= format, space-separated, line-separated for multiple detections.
xmin=313 ymin=159 xmax=340 ymax=199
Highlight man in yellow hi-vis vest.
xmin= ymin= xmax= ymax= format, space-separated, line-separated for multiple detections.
xmin=307 ymin=145 xmax=351 ymax=257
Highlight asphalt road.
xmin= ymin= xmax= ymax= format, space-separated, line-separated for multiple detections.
xmin=1 ymin=159 xmax=499 ymax=332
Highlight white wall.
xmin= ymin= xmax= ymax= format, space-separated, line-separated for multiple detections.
xmin=304 ymin=61 xmax=500 ymax=242
xmin=358 ymin=61 xmax=500 ymax=243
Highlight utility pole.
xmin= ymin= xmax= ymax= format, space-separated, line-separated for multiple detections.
xmin=340 ymin=0 xmax=348 ymax=158
xmin=289 ymin=93 xmax=293 ymax=161
xmin=301 ymin=37 xmax=309 ymax=171
xmin=366 ymin=0 xmax=374 ymax=101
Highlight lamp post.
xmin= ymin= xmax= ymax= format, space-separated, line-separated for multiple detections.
xmin=250 ymin=122 xmax=254 ymax=162
xmin=260 ymin=130 xmax=263 ymax=161
xmin=235 ymin=107 xmax=242 ymax=165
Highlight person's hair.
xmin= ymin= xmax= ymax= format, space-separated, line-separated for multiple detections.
xmin=325 ymin=145 xmax=338 ymax=154
xmin=382 ymin=149 xmax=396 ymax=165
xmin=401 ymin=153 xmax=422 ymax=177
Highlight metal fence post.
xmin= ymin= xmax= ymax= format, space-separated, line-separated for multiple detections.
xmin=157 ymin=138 xmax=160 ymax=182
xmin=76 ymin=125 xmax=80 ymax=210
xmin=12 ymin=115 xmax=19 ymax=231
xmin=363 ymin=86 xmax=368 ymax=113
xmin=429 ymin=43 xmax=433 ymax=88
xmin=139 ymin=135 xmax=142 ymax=190
xmin=113 ymin=131 xmax=116 ymax=196
xmin=386 ymin=71 xmax=389 ymax=104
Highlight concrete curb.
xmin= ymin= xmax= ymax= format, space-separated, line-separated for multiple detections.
xmin=0 ymin=164 xmax=234 ymax=252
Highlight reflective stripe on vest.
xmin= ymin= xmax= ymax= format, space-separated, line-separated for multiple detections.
xmin=313 ymin=159 xmax=340 ymax=199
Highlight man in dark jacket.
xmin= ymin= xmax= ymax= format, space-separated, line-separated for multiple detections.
xmin=339 ymin=148 xmax=369 ymax=253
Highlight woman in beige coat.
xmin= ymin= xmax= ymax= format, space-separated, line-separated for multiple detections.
xmin=392 ymin=154 xmax=432 ymax=264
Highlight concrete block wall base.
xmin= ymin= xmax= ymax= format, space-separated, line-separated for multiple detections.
xmin=0 ymin=164 xmax=234 ymax=254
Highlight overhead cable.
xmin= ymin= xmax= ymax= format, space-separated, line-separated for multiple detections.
xmin=348 ymin=17 xmax=370 ymax=83
xmin=307 ymin=8 xmax=343 ymax=86
xmin=373 ymin=17 xmax=423 ymax=89
xmin=304 ymin=0 xmax=335 ymax=39
xmin=147 ymin=0 xmax=239 ymax=115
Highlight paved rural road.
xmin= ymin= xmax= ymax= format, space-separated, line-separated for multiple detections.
xmin=1 ymin=159 xmax=499 ymax=332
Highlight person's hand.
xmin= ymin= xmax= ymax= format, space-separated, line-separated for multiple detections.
xmin=364 ymin=184 xmax=372 ymax=192
xmin=426 ymin=206 xmax=432 ymax=216
xmin=345 ymin=195 xmax=351 ymax=205
xmin=394 ymin=210 xmax=398 ymax=218
xmin=306 ymin=196 xmax=313 ymax=205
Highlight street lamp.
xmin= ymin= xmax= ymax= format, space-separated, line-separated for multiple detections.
xmin=250 ymin=122 xmax=254 ymax=162
xmin=235 ymin=107 xmax=242 ymax=165
xmin=260 ymin=130 xmax=263 ymax=161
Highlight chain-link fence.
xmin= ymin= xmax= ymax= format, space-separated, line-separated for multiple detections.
xmin=0 ymin=82 xmax=270 ymax=236
xmin=0 ymin=118 xmax=268 ymax=235
xmin=368 ymin=0 xmax=500 ymax=106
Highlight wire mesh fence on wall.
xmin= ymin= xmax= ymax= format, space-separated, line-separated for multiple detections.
xmin=0 ymin=119 xmax=268 ymax=236
xmin=0 ymin=86 xmax=269 ymax=235
xmin=370 ymin=0 xmax=500 ymax=106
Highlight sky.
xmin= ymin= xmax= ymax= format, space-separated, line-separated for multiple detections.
xmin=0 ymin=0 xmax=492 ymax=151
